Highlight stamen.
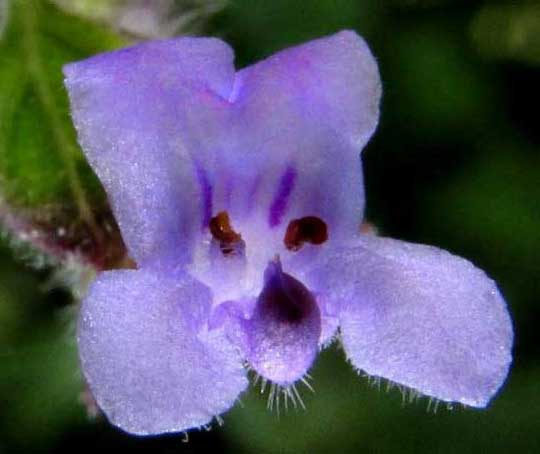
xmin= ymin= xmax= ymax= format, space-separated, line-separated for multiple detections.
xmin=284 ymin=216 xmax=328 ymax=251
xmin=209 ymin=211 xmax=245 ymax=256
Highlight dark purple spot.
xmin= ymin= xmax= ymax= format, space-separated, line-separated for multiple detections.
xmin=268 ymin=166 xmax=297 ymax=228
xmin=258 ymin=261 xmax=318 ymax=324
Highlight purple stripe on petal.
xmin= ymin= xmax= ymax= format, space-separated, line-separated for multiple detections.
xmin=268 ymin=166 xmax=297 ymax=228
xmin=195 ymin=163 xmax=213 ymax=230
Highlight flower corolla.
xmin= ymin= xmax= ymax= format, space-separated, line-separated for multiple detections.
xmin=63 ymin=31 xmax=513 ymax=435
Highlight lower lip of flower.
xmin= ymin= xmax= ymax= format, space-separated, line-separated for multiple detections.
xmin=244 ymin=259 xmax=321 ymax=385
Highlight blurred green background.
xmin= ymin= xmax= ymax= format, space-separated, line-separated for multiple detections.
xmin=1 ymin=0 xmax=539 ymax=453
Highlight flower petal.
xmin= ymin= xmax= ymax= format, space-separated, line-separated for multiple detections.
xmin=229 ymin=30 xmax=381 ymax=240
xmin=78 ymin=269 xmax=248 ymax=435
xmin=307 ymin=235 xmax=513 ymax=407
xmin=64 ymin=38 xmax=235 ymax=267
xmin=243 ymin=260 xmax=321 ymax=385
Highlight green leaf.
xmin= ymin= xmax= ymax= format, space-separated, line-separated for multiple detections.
xmin=0 ymin=0 xmax=127 ymax=268
xmin=0 ymin=0 xmax=124 ymax=208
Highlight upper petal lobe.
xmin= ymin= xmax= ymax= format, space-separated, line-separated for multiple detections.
xmin=229 ymin=31 xmax=381 ymax=240
xmin=64 ymin=38 xmax=236 ymax=267
xmin=64 ymin=32 xmax=382 ymax=274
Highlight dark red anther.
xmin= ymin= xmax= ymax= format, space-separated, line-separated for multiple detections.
xmin=209 ymin=211 xmax=244 ymax=256
xmin=284 ymin=216 xmax=328 ymax=251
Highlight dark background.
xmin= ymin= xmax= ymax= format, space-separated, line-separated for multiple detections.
xmin=1 ymin=0 xmax=539 ymax=453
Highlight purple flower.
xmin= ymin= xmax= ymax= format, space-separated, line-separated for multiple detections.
xmin=63 ymin=31 xmax=513 ymax=435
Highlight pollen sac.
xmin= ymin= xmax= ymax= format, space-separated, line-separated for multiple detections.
xmin=209 ymin=211 xmax=245 ymax=256
xmin=245 ymin=260 xmax=321 ymax=385
xmin=284 ymin=216 xmax=328 ymax=251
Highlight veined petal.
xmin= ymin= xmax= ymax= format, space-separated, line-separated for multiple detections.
xmin=65 ymin=32 xmax=381 ymax=291
xmin=189 ymin=31 xmax=382 ymax=302
xmin=229 ymin=30 xmax=381 ymax=241
xmin=306 ymin=235 xmax=513 ymax=407
xmin=64 ymin=38 xmax=236 ymax=267
xmin=78 ymin=269 xmax=248 ymax=435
